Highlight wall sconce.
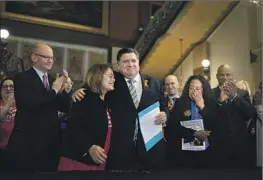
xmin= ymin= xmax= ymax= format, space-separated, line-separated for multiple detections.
xmin=201 ymin=59 xmax=210 ymax=81
xmin=0 ymin=29 xmax=9 ymax=50
xmin=0 ymin=29 xmax=10 ymax=80
xmin=0 ymin=29 xmax=9 ymax=39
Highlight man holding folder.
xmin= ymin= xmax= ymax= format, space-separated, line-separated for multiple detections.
xmin=73 ymin=48 xmax=169 ymax=170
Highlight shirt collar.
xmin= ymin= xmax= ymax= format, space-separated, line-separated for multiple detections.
xmin=168 ymin=95 xmax=179 ymax=101
xmin=33 ymin=66 xmax=47 ymax=79
xmin=125 ymin=73 xmax=141 ymax=83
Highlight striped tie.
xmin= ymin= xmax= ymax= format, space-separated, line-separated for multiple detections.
xmin=128 ymin=79 xmax=139 ymax=143
xmin=42 ymin=74 xmax=49 ymax=90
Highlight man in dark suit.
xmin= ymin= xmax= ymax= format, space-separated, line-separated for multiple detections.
xmin=162 ymin=75 xmax=180 ymax=141
xmin=6 ymin=44 xmax=72 ymax=172
xmin=212 ymin=64 xmax=254 ymax=168
xmin=73 ymin=48 xmax=168 ymax=170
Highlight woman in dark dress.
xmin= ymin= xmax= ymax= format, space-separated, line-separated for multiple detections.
xmin=58 ymin=64 xmax=115 ymax=171
xmin=167 ymin=75 xmax=217 ymax=168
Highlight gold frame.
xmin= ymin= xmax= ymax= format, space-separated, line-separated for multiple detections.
xmin=1 ymin=2 xmax=109 ymax=35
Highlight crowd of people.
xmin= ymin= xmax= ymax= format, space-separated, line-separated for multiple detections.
xmin=0 ymin=44 xmax=261 ymax=173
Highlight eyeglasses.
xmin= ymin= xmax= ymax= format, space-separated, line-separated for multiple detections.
xmin=2 ymin=85 xmax=14 ymax=89
xmin=189 ymin=86 xmax=202 ymax=91
xmin=65 ymin=81 xmax=74 ymax=86
xmin=33 ymin=53 xmax=56 ymax=61
xmin=104 ymin=73 xmax=114 ymax=79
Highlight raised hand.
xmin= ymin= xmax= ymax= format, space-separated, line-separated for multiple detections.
xmin=219 ymin=80 xmax=237 ymax=102
xmin=191 ymin=91 xmax=205 ymax=110
xmin=52 ymin=76 xmax=65 ymax=93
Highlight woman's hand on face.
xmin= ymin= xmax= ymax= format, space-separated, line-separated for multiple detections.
xmin=192 ymin=91 xmax=205 ymax=110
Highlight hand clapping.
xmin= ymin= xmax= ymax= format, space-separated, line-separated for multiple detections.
xmin=52 ymin=69 xmax=69 ymax=93
xmin=219 ymin=80 xmax=237 ymax=102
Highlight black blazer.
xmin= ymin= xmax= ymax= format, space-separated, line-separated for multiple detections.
xmin=167 ymin=95 xmax=216 ymax=167
xmin=211 ymin=87 xmax=254 ymax=167
xmin=62 ymin=88 xmax=110 ymax=165
xmin=6 ymin=68 xmax=71 ymax=171
xmin=105 ymin=72 xmax=168 ymax=170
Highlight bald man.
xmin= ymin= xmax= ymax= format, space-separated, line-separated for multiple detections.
xmin=162 ymin=75 xmax=180 ymax=141
xmin=212 ymin=64 xmax=254 ymax=168
xmin=164 ymin=75 xmax=180 ymax=111
xmin=6 ymin=44 xmax=72 ymax=172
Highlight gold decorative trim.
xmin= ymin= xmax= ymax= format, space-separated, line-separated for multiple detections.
xmin=1 ymin=2 xmax=109 ymax=35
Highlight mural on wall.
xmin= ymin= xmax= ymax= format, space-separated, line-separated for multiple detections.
xmin=2 ymin=1 xmax=109 ymax=34
xmin=20 ymin=42 xmax=35 ymax=70
xmin=68 ymin=49 xmax=84 ymax=82
xmin=89 ymin=51 xmax=107 ymax=67
xmin=4 ymin=36 xmax=109 ymax=89
xmin=50 ymin=46 xmax=64 ymax=77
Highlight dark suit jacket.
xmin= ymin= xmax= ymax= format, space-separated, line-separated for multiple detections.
xmin=6 ymin=68 xmax=71 ymax=171
xmin=161 ymin=96 xmax=179 ymax=140
xmin=162 ymin=96 xmax=180 ymax=114
xmin=105 ymin=72 xmax=168 ymax=170
xmin=62 ymin=88 xmax=110 ymax=165
xmin=211 ymin=87 xmax=254 ymax=167
xmin=166 ymin=95 xmax=216 ymax=168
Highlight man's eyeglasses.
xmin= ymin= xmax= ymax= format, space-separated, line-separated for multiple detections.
xmin=2 ymin=85 xmax=14 ymax=89
xmin=33 ymin=53 xmax=56 ymax=61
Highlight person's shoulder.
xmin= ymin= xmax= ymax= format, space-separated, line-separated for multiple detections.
xmin=141 ymin=74 xmax=161 ymax=84
xmin=211 ymin=86 xmax=219 ymax=92
xmin=14 ymin=68 xmax=34 ymax=81
xmin=237 ymin=88 xmax=249 ymax=97
xmin=75 ymin=88 xmax=100 ymax=105
xmin=141 ymin=74 xmax=157 ymax=80
xmin=177 ymin=95 xmax=189 ymax=103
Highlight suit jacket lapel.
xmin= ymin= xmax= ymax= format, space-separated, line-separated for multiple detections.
xmin=48 ymin=74 xmax=54 ymax=89
xmin=138 ymin=74 xmax=146 ymax=110
xmin=29 ymin=68 xmax=52 ymax=91
xmin=115 ymin=72 xmax=136 ymax=108
xmin=182 ymin=96 xmax=192 ymax=121
xmin=213 ymin=86 xmax=221 ymax=101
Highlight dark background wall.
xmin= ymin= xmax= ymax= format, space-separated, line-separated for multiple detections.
xmin=0 ymin=1 xmax=158 ymax=47
xmin=0 ymin=1 xmax=162 ymax=62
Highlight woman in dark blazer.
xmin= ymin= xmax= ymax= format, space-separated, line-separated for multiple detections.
xmin=167 ymin=75 xmax=217 ymax=168
xmin=58 ymin=64 xmax=115 ymax=171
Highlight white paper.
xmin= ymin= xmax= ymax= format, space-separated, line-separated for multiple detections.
xmin=138 ymin=102 xmax=163 ymax=151
xmin=180 ymin=119 xmax=209 ymax=151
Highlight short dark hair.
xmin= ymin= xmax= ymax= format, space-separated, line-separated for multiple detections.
xmin=84 ymin=64 xmax=112 ymax=95
xmin=116 ymin=48 xmax=139 ymax=62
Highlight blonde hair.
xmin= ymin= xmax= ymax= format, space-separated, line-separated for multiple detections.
xmin=84 ymin=64 xmax=112 ymax=94
xmin=236 ymin=80 xmax=252 ymax=102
